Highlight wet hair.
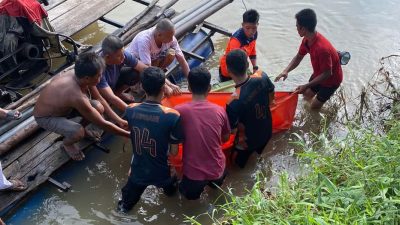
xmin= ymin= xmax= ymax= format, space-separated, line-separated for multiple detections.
xmin=188 ymin=66 xmax=211 ymax=95
xmin=141 ymin=67 xmax=165 ymax=96
xmin=101 ymin=34 xmax=124 ymax=55
xmin=74 ymin=51 xmax=105 ymax=78
xmin=155 ymin=18 xmax=175 ymax=33
xmin=295 ymin=8 xmax=317 ymax=32
xmin=226 ymin=49 xmax=249 ymax=77
xmin=243 ymin=9 xmax=259 ymax=24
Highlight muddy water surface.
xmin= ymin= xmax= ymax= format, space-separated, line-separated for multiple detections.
xmin=5 ymin=0 xmax=400 ymax=224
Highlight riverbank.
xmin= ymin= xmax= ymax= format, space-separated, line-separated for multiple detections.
xmin=189 ymin=56 xmax=400 ymax=224
xmin=190 ymin=117 xmax=399 ymax=224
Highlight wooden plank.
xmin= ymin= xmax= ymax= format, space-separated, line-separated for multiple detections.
xmin=0 ymin=130 xmax=51 ymax=168
xmin=0 ymin=138 xmax=96 ymax=214
xmin=44 ymin=0 xmax=66 ymax=11
xmin=50 ymin=0 xmax=124 ymax=37
xmin=0 ymin=142 xmax=65 ymax=215
xmin=47 ymin=0 xmax=81 ymax=22
xmin=3 ymin=132 xmax=61 ymax=180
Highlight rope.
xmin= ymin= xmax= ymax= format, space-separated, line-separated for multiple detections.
xmin=241 ymin=0 xmax=247 ymax=11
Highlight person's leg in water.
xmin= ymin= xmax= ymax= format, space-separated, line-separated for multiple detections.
xmin=179 ymin=176 xmax=207 ymax=200
xmin=118 ymin=179 xmax=147 ymax=213
xmin=304 ymin=85 xmax=338 ymax=109
xmin=160 ymin=176 xmax=177 ymax=197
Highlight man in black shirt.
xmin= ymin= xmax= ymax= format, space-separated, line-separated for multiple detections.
xmin=226 ymin=49 xmax=275 ymax=168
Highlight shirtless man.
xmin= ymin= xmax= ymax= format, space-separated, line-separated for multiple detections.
xmin=127 ymin=18 xmax=190 ymax=95
xmin=34 ymin=52 xmax=130 ymax=160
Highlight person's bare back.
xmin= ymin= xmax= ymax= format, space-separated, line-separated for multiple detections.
xmin=33 ymin=52 xmax=130 ymax=161
xmin=34 ymin=70 xmax=86 ymax=118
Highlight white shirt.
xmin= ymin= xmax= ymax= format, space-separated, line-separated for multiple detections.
xmin=127 ymin=27 xmax=183 ymax=65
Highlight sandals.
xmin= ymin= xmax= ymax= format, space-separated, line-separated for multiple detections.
xmin=2 ymin=110 xmax=21 ymax=121
xmin=1 ymin=179 xmax=27 ymax=192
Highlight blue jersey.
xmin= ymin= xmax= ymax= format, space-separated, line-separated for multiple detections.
xmin=125 ymin=101 xmax=184 ymax=186
xmin=97 ymin=50 xmax=138 ymax=89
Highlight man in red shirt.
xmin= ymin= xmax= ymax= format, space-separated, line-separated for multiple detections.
xmin=219 ymin=9 xmax=259 ymax=81
xmin=176 ymin=66 xmax=230 ymax=200
xmin=275 ymin=8 xmax=343 ymax=109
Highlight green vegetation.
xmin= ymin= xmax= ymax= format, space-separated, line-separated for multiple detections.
xmin=189 ymin=120 xmax=400 ymax=224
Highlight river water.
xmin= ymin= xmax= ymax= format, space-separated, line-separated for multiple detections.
xmin=5 ymin=0 xmax=400 ymax=224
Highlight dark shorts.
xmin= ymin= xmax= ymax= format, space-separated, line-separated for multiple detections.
xmin=309 ymin=84 xmax=339 ymax=103
xmin=118 ymin=177 xmax=177 ymax=212
xmin=179 ymin=171 xmax=227 ymax=200
xmin=115 ymin=67 xmax=141 ymax=91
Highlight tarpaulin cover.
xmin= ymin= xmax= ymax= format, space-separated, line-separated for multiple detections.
xmin=162 ymin=91 xmax=298 ymax=175
xmin=0 ymin=0 xmax=47 ymax=25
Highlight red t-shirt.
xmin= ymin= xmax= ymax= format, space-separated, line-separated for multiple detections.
xmin=175 ymin=100 xmax=230 ymax=181
xmin=298 ymin=32 xmax=343 ymax=87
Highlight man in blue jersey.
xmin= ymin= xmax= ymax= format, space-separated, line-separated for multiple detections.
xmin=117 ymin=67 xmax=184 ymax=212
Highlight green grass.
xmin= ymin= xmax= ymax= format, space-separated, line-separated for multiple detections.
xmin=188 ymin=120 xmax=400 ymax=225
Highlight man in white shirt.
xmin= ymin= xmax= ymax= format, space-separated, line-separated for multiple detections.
xmin=127 ymin=19 xmax=190 ymax=95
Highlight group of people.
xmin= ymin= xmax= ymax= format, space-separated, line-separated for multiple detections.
xmin=0 ymin=7 xmax=343 ymax=220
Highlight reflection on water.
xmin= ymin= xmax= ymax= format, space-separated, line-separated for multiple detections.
xmin=5 ymin=0 xmax=400 ymax=224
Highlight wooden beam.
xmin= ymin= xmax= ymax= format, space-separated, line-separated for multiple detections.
xmin=203 ymin=21 xmax=232 ymax=37
xmin=48 ymin=0 xmax=125 ymax=37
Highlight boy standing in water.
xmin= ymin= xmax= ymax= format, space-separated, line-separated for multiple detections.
xmin=226 ymin=49 xmax=275 ymax=168
xmin=219 ymin=9 xmax=260 ymax=81
xmin=275 ymin=9 xmax=343 ymax=109
xmin=118 ymin=67 xmax=184 ymax=212
xmin=175 ymin=66 xmax=231 ymax=200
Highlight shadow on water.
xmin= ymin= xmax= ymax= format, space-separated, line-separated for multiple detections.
xmin=4 ymin=0 xmax=400 ymax=224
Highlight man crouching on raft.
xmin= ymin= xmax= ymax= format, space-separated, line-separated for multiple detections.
xmin=34 ymin=52 xmax=130 ymax=160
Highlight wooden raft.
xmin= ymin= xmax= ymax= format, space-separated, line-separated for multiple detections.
xmin=46 ymin=0 xmax=124 ymax=37
xmin=0 ymin=2 xmax=170 ymax=216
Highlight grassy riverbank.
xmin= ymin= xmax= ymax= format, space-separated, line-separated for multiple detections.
xmin=189 ymin=118 xmax=400 ymax=224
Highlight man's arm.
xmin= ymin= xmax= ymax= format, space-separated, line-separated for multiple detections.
xmin=175 ymin=54 xmax=190 ymax=78
xmin=97 ymin=86 xmax=128 ymax=112
xmin=275 ymin=53 xmax=304 ymax=82
xmin=134 ymin=60 xmax=148 ymax=73
xmin=89 ymin=86 xmax=128 ymax=129
xmin=169 ymin=116 xmax=184 ymax=155
xmin=74 ymin=97 xmax=130 ymax=137
xmin=268 ymin=92 xmax=275 ymax=106
xmin=221 ymin=110 xmax=231 ymax=143
xmin=295 ymin=70 xmax=332 ymax=94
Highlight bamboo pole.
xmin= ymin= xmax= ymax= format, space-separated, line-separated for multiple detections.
xmin=0 ymin=117 xmax=39 ymax=156
xmin=118 ymin=0 xmax=160 ymax=38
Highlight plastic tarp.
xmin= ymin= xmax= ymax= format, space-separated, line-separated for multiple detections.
xmin=162 ymin=91 xmax=298 ymax=175
xmin=0 ymin=0 xmax=47 ymax=25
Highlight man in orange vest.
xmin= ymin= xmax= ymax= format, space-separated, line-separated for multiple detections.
xmin=219 ymin=9 xmax=260 ymax=81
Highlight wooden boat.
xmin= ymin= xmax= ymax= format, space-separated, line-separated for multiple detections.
xmin=0 ymin=0 xmax=234 ymax=216
xmin=162 ymin=88 xmax=299 ymax=175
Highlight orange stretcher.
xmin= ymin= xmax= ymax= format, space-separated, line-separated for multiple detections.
xmin=162 ymin=91 xmax=298 ymax=175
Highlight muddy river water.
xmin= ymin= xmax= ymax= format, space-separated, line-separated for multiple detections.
xmin=5 ymin=0 xmax=400 ymax=224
